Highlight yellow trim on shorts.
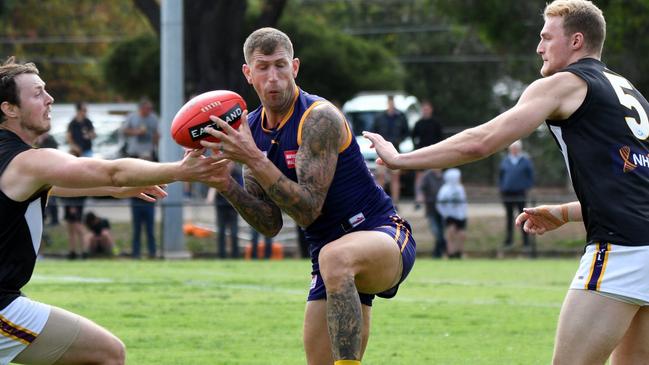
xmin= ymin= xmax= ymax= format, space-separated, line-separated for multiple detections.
xmin=0 ymin=314 xmax=38 ymax=345
xmin=597 ymin=243 xmax=611 ymax=291
xmin=584 ymin=242 xmax=611 ymax=291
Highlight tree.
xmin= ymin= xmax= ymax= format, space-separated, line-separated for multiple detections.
xmin=105 ymin=0 xmax=403 ymax=109
xmin=0 ymin=0 xmax=152 ymax=101
xmin=129 ymin=0 xmax=286 ymax=102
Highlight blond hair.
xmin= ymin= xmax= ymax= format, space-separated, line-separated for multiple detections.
xmin=544 ymin=0 xmax=606 ymax=55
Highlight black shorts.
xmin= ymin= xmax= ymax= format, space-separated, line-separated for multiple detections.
xmin=445 ymin=217 xmax=466 ymax=229
xmin=63 ymin=205 xmax=84 ymax=223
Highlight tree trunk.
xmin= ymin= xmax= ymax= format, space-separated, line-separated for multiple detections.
xmin=133 ymin=0 xmax=286 ymax=102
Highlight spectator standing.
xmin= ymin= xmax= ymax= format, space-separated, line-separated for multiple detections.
xmin=63 ymin=148 xmax=86 ymax=260
xmin=35 ymin=132 xmax=60 ymax=225
xmin=207 ymin=163 xmax=243 ymax=259
xmin=251 ymin=229 xmax=272 ymax=259
xmin=66 ymin=102 xmax=95 ymax=157
xmin=83 ymin=211 xmax=114 ymax=257
xmin=499 ymin=140 xmax=535 ymax=248
xmin=63 ymin=196 xmax=86 ymax=260
xmin=412 ymin=101 xmax=444 ymax=208
xmin=436 ymin=168 xmax=467 ymax=259
xmin=420 ymin=169 xmax=447 ymax=258
xmin=372 ymin=95 xmax=409 ymax=207
xmin=122 ymin=98 xmax=160 ymax=259
xmin=297 ymin=226 xmax=309 ymax=259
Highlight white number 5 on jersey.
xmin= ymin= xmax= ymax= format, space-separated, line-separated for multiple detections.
xmin=604 ymin=71 xmax=649 ymax=140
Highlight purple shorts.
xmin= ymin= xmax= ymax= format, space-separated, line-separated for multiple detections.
xmin=308 ymin=215 xmax=416 ymax=306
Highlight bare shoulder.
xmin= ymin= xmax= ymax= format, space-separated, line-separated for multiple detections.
xmin=0 ymin=147 xmax=67 ymax=200
xmin=522 ymin=72 xmax=587 ymax=120
xmin=300 ymin=102 xmax=347 ymax=151
xmin=527 ymin=72 xmax=586 ymax=95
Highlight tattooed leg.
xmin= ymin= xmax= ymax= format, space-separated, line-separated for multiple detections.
xmin=327 ymin=277 xmax=362 ymax=360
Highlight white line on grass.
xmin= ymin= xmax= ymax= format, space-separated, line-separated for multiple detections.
xmin=31 ymin=274 xmax=114 ymax=283
xmin=29 ymin=276 xmax=561 ymax=308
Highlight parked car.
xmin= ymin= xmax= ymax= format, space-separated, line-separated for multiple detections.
xmin=342 ymin=91 xmax=420 ymax=171
xmin=49 ymin=103 xmax=137 ymax=159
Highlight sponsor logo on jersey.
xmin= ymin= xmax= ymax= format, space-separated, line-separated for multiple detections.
xmin=284 ymin=150 xmax=297 ymax=169
xmin=619 ymin=145 xmax=649 ymax=173
xmin=348 ymin=212 xmax=366 ymax=228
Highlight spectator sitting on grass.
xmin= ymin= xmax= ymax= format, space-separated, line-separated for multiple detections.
xmin=83 ymin=211 xmax=114 ymax=257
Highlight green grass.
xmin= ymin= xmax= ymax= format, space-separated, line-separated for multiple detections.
xmin=23 ymin=258 xmax=578 ymax=364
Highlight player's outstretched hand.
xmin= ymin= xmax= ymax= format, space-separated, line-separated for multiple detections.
xmin=201 ymin=111 xmax=264 ymax=166
xmin=178 ymin=148 xmax=223 ymax=182
xmin=362 ymin=131 xmax=400 ymax=169
xmin=112 ymin=185 xmax=168 ymax=202
xmin=515 ymin=204 xmax=567 ymax=235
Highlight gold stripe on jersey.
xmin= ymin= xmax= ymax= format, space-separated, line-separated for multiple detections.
xmin=297 ymin=101 xmax=353 ymax=153
xmin=260 ymin=87 xmax=299 ymax=133
xmin=297 ymin=101 xmax=325 ymax=147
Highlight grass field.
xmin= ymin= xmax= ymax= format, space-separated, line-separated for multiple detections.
xmin=23 ymin=258 xmax=579 ymax=364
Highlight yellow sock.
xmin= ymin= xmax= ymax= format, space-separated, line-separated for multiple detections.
xmin=334 ymin=361 xmax=361 ymax=365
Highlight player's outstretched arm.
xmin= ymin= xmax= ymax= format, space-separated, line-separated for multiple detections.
xmin=51 ymin=185 xmax=168 ymax=202
xmin=363 ymin=72 xmax=586 ymax=170
xmin=1 ymin=147 xmax=217 ymax=202
xmin=515 ymin=201 xmax=582 ymax=235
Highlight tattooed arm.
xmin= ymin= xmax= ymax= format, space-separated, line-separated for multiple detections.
xmin=201 ymin=104 xmax=345 ymax=228
xmin=247 ymin=103 xmax=344 ymax=227
xmin=268 ymin=104 xmax=342 ymax=225
xmin=221 ymin=166 xmax=284 ymax=237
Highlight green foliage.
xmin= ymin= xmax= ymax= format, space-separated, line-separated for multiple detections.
xmin=102 ymin=34 xmax=160 ymax=102
xmin=26 ymin=259 xmax=578 ymax=364
xmin=279 ymin=16 xmax=404 ymax=103
xmin=0 ymin=0 xmax=152 ymax=101
xmin=291 ymin=0 xmax=507 ymax=128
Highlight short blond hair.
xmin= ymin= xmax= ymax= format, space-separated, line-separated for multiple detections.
xmin=544 ymin=0 xmax=606 ymax=56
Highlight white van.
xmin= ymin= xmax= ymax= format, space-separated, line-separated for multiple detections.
xmin=342 ymin=91 xmax=420 ymax=170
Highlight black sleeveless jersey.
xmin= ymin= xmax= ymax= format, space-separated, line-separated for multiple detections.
xmin=546 ymin=58 xmax=649 ymax=246
xmin=0 ymin=129 xmax=48 ymax=309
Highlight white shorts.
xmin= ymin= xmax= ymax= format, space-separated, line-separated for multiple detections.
xmin=570 ymin=243 xmax=649 ymax=306
xmin=0 ymin=297 xmax=50 ymax=365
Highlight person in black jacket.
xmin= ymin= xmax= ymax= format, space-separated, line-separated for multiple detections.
xmin=411 ymin=101 xmax=444 ymax=208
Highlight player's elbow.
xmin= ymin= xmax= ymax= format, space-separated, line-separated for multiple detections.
xmin=105 ymin=161 xmax=130 ymax=187
xmin=458 ymin=128 xmax=501 ymax=160
xmin=458 ymin=140 xmax=491 ymax=161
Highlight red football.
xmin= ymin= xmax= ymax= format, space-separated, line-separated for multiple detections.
xmin=171 ymin=90 xmax=246 ymax=149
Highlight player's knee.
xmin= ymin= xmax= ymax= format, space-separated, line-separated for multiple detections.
xmin=319 ymin=246 xmax=354 ymax=290
xmin=99 ymin=336 xmax=126 ymax=365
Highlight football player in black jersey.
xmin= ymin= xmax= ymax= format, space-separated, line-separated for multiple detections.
xmin=365 ymin=1 xmax=649 ymax=364
xmin=0 ymin=57 xmax=222 ymax=365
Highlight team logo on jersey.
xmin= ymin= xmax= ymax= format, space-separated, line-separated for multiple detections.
xmin=619 ymin=145 xmax=649 ymax=173
xmin=348 ymin=212 xmax=366 ymax=228
xmin=284 ymin=150 xmax=297 ymax=169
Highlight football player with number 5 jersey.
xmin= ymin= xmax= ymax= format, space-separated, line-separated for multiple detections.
xmin=364 ymin=1 xmax=649 ymax=364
